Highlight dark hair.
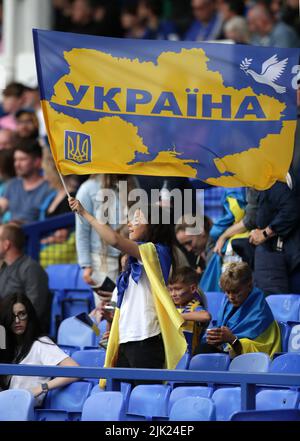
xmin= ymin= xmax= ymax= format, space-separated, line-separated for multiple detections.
xmin=0 ymin=149 xmax=16 ymax=179
xmin=2 ymin=82 xmax=27 ymax=98
xmin=0 ymin=293 xmax=45 ymax=363
xmin=223 ymin=0 xmax=245 ymax=16
xmin=14 ymin=139 xmax=42 ymax=159
xmin=168 ymin=266 xmax=200 ymax=286
xmin=141 ymin=0 xmax=163 ymax=17
xmin=0 ymin=224 xmax=25 ymax=250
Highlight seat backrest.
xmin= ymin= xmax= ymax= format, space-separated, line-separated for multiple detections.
xmin=58 ymin=344 xmax=81 ymax=356
xmin=175 ymin=352 xmax=190 ymax=370
xmin=205 ymin=291 xmax=225 ymax=323
xmin=48 ymin=382 xmax=92 ymax=412
xmin=76 ymin=269 xmax=93 ymax=290
xmin=278 ymin=321 xmax=291 ymax=352
xmin=62 ymin=290 xmax=95 ymax=319
xmin=81 ymin=392 xmax=125 ymax=421
xmin=128 ymin=385 xmax=171 ymax=418
xmin=189 ymin=353 xmax=230 ymax=371
xmin=229 ymin=353 xmax=271 ymax=373
xmin=168 ymin=386 xmax=214 ymax=414
xmin=256 ymin=389 xmax=300 ymax=410
xmin=288 ymin=322 xmax=300 ymax=353
xmin=57 ymin=317 xmax=98 ymax=348
xmin=0 ymin=390 xmax=35 ymax=421
xmin=266 ymin=295 xmax=300 ymax=323
xmin=169 ymin=397 xmax=216 ymax=421
xmin=270 ymin=353 xmax=300 ymax=373
xmin=46 ymin=264 xmax=79 ymax=290
xmin=231 ymin=409 xmax=300 ymax=421
xmin=72 ymin=349 xmax=106 ymax=367
xmin=212 ymin=387 xmax=241 ymax=421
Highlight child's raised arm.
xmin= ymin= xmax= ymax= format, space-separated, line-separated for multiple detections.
xmin=69 ymin=197 xmax=141 ymax=259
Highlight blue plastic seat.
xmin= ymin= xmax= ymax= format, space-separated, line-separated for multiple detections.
xmin=81 ymin=392 xmax=125 ymax=421
xmin=205 ymin=291 xmax=225 ymax=324
xmin=231 ymin=409 xmax=300 ymax=421
xmin=46 ymin=264 xmax=79 ymax=291
xmin=169 ymin=397 xmax=216 ymax=421
xmin=212 ymin=387 xmax=241 ymax=421
xmin=91 ymin=384 xmax=103 ymax=394
xmin=270 ymin=353 xmax=300 ymax=373
xmin=36 ymin=382 xmax=92 ymax=421
xmin=229 ymin=353 xmax=271 ymax=373
xmin=127 ymin=385 xmax=171 ymax=420
xmin=288 ymin=322 xmax=300 ymax=353
xmin=189 ymin=353 xmax=230 ymax=371
xmin=72 ymin=349 xmax=106 ymax=384
xmin=175 ymin=352 xmax=190 ymax=370
xmin=266 ymin=295 xmax=300 ymax=323
xmin=0 ymin=390 xmax=35 ymax=421
xmin=58 ymin=344 xmax=81 ymax=356
xmin=278 ymin=321 xmax=291 ymax=352
xmin=62 ymin=289 xmax=95 ymax=318
xmin=256 ymin=389 xmax=299 ymax=410
xmin=57 ymin=317 xmax=100 ymax=348
xmin=168 ymin=386 xmax=214 ymax=414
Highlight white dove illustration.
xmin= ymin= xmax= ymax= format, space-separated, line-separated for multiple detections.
xmin=240 ymin=54 xmax=288 ymax=93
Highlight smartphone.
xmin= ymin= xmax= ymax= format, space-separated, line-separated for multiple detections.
xmin=104 ymin=305 xmax=115 ymax=312
xmin=99 ymin=277 xmax=116 ymax=292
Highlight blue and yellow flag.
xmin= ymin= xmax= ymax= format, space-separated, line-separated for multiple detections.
xmin=33 ymin=29 xmax=299 ymax=189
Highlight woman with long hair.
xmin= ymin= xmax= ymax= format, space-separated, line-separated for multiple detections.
xmin=0 ymin=293 xmax=78 ymax=405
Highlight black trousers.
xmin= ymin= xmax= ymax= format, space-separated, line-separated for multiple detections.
xmin=115 ymin=334 xmax=165 ymax=386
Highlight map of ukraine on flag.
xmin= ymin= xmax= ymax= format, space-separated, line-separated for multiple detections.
xmin=33 ymin=29 xmax=299 ymax=189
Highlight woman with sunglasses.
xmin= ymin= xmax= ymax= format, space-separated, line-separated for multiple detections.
xmin=0 ymin=293 xmax=79 ymax=406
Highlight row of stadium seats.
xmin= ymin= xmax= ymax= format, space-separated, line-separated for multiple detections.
xmin=1 ymin=351 xmax=300 ymax=421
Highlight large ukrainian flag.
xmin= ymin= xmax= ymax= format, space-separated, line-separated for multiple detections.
xmin=33 ymin=29 xmax=299 ymax=190
xmin=217 ymin=288 xmax=281 ymax=357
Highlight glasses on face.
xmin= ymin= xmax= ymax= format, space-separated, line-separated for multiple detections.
xmin=12 ymin=311 xmax=28 ymax=322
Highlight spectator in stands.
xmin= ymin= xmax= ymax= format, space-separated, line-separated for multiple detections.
xmin=249 ymin=181 xmax=300 ymax=295
xmin=218 ymin=0 xmax=245 ymax=23
xmin=75 ymin=174 xmax=136 ymax=307
xmin=0 ymin=139 xmax=51 ymax=224
xmin=23 ymin=85 xmax=47 ymax=139
xmin=247 ymin=3 xmax=299 ymax=47
xmin=0 ymin=129 xmax=15 ymax=150
xmin=15 ymin=109 xmax=39 ymax=141
xmin=0 ymin=83 xmax=27 ymax=131
xmin=0 ymin=293 xmax=78 ymax=406
xmin=69 ymin=198 xmax=187 ymax=380
xmin=195 ymin=262 xmax=281 ymax=358
xmin=175 ymin=214 xmax=212 ymax=274
xmin=185 ymin=0 xmax=223 ymax=42
xmin=224 ymin=16 xmax=250 ymax=43
xmin=281 ymin=0 xmax=300 ymax=37
xmin=168 ymin=267 xmax=210 ymax=354
xmin=136 ymin=0 xmax=179 ymax=40
xmin=0 ymin=149 xmax=15 ymax=197
xmin=0 ymin=224 xmax=51 ymax=331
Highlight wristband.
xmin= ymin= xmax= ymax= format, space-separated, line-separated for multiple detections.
xmin=230 ymin=337 xmax=239 ymax=347
xmin=262 ymin=230 xmax=269 ymax=239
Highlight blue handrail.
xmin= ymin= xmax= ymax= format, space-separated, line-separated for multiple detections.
xmin=0 ymin=364 xmax=299 ymax=411
xmin=22 ymin=213 xmax=75 ymax=261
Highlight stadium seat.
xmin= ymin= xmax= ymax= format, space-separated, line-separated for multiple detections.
xmin=256 ymin=389 xmax=300 ymax=410
xmin=91 ymin=384 xmax=104 ymax=394
xmin=76 ymin=269 xmax=93 ymax=289
xmin=205 ymin=291 xmax=225 ymax=324
xmin=0 ymin=390 xmax=35 ymax=421
xmin=169 ymin=397 xmax=216 ymax=421
xmin=266 ymin=295 xmax=300 ymax=323
xmin=127 ymin=385 xmax=171 ymax=420
xmin=36 ymin=382 xmax=92 ymax=421
xmin=57 ymin=317 xmax=100 ymax=349
xmin=229 ymin=353 xmax=271 ymax=373
xmin=168 ymin=386 xmax=214 ymax=414
xmin=58 ymin=344 xmax=81 ymax=356
xmin=231 ymin=409 xmax=300 ymax=421
xmin=175 ymin=352 xmax=190 ymax=370
xmin=81 ymin=392 xmax=125 ymax=421
xmin=46 ymin=264 xmax=79 ymax=291
xmin=61 ymin=289 xmax=95 ymax=319
xmin=189 ymin=353 xmax=230 ymax=371
xmin=270 ymin=353 xmax=300 ymax=373
xmin=72 ymin=349 xmax=106 ymax=384
xmin=212 ymin=387 xmax=241 ymax=421
xmin=288 ymin=322 xmax=300 ymax=353
xmin=278 ymin=321 xmax=291 ymax=352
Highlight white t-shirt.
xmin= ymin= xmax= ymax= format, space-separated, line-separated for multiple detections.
xmin=117 ymin=265 xmax=160 ymax=344
xmin=9 ymin=336 xmax=68 ymax=403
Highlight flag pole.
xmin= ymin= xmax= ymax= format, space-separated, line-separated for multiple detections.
xmin=58 ymin=171 xmax=83 ymax=224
